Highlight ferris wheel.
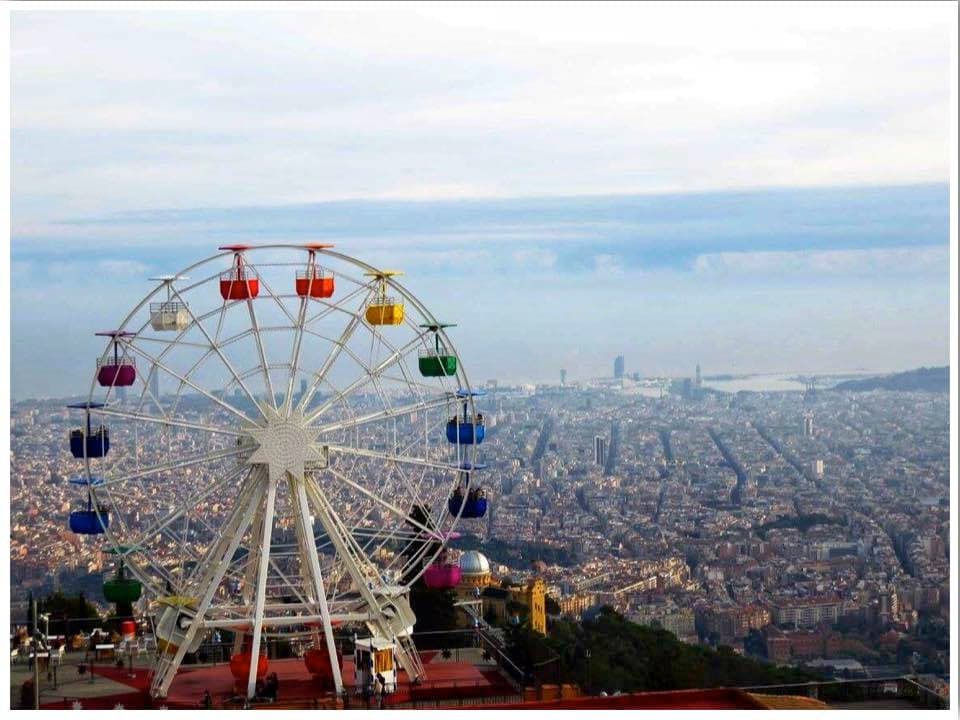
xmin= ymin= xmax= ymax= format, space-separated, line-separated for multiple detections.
xmin=64 ymin=245 xmax=489 ymax=700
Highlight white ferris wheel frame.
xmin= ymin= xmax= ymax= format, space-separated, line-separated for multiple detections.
xmin=71 ymin=245 xmax=482 ymax=700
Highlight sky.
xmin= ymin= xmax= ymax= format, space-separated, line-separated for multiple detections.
xmin=10 ymin=3 xmax=955 ymax=399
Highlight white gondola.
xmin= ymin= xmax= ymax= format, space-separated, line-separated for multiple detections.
xmin=148 ymin=276 xmax=191 ymax=331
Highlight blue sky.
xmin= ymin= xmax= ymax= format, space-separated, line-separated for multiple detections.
xmin=10 ymin=4 xmax=954 ymax=398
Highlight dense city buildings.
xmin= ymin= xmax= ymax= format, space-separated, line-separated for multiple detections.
xmin=10 ymin=377 xmax=950 ymax=677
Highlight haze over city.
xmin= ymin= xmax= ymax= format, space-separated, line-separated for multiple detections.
xmin=10 ymin=4 xmax=952 ymax=399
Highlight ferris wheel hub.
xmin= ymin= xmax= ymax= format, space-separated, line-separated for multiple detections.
xmin=242 ymin=405 xmax=328 ymax=482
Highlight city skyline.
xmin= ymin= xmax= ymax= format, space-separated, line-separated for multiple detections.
xmin=10 ymin=182 xmax=952 ymax=400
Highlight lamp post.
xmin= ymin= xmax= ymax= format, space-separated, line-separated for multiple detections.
xmin=40 ymin=614 xmax=51 ymax=682
xmin=31 ymin=599 xmax=40 ymax=709
xmin=585 ymin=648 xmax=592 ymax=696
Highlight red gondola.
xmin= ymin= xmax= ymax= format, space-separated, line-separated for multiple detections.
xmin=304 ymin=646 xmax=341 ymax=689
xmin=296 ymin=244 xmax=335 ymax=298
xmin=219 ymin=246 xmax=259 ymax=300
xmin=230 ymin=649 xmax=269 ymax=683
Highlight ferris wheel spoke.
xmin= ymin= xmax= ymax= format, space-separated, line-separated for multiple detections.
xmin=297 ymin=285 xmax=377 ymax=414
xmin=253 ymin=270 xmax=300 ymax=326
xmin=95 ymin=405 xmax=242 ymax=437
xmin=314 ymin=393 xmax=453 ymax=435
xmin=99 ymin=446 xmax=244 ymax=488
xmin=379 ymin=373 xmax=456 ymax=396
xmin=325 ymin=466 xmax=444 ymax=542
xmin=326 ymin=444 xmax=458 ymax=474
xmin=305 ymin=331 xmax=431 ymax=425
xmin=302 ymin=282 xmax=373 ymax=327
xmin=124 ymin=342 xmax=259 ymax=426
xmin=150 ymin=295 xmax=232 ymax=420
xmin=128 ymin=467 xmax=248 ymax=556
xmin=303 ymin=476 xmax=387 ymax=594
xmin=169 ymin=285 xmax=268 ymax=421
xmin=134 ymin=335 xmax=212 ymax=351
xmin=242 ymin=278 xmax=277 ymax=410
xmin=284 ymin=294 xmax=310 ymax=415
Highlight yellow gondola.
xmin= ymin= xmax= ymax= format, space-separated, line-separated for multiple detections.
xmin=364 ymin=270 xmax=405 ymax=325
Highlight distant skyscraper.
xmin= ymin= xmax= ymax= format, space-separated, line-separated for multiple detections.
xmin=695 ymin=363 xmax=702 ymax=388
xmin=594 ymin=436 xmax=607 ymax=466
xmin=811 ymin=459 xmax=824 ymax=478
xmin=560 ymin=369 xmax=567 ymax=387
xmin=803 ymin=414 xmax=814 ymax=438
xmin=150 ymin=371 xmax=160 ymax=401
xmin=614 ymin=355 xmax=625 ymax=379
xmin=300 ymin=378 xmax=308 ymax=397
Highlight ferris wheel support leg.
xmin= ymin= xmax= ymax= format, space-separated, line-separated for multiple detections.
xmin=233 ymin=498 xmax=266 ymax=655
xmin=247 ymin=477 xmax=278 ymax=699
xmin=151 ymin=479 xmax=265 ymax=699
xmin=292 ymin=479 xmax=344 ymax=696
xmin=303 ymin=476 xmax=425 ymax=684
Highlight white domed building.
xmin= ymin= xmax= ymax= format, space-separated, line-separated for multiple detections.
xmin=457 ymin=550 xmax=493 ymax=589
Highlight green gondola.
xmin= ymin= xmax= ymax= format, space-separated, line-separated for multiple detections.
xmin=103 ymin=576 xmax=143 ymax=604
xmin=102 ymin=548 xmax=143 ymax=604
xmin=418 ymin=322 xmax=458 ymax=377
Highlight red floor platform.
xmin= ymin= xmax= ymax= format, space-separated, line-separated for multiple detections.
xmin=41 ymin=656 xmax=515 ymax=710
xmin=165 ymin=656 xmax=514 ymax=709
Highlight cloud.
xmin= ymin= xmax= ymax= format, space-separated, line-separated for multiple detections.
xmin=593 ymin=254 xmax=626 ymax=276
xmin=97 ymin=259 xmax=151 ymax=276
xmin=11 ymin=5 xmax=952 ymax=223
xmin=692 ymin=246 xmax=948 ymax=277
xmin=511 ymin=248 xmax=557 ymax=270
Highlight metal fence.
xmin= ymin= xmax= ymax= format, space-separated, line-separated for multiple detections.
xmin=739 ymin=676 xmax=949 ymax=709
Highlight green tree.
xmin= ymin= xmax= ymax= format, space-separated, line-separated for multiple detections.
xmin=36 ymin=591 xmax=100 ymax=635
xmin=504 ymin=607 xmax=823 ymax=694
xmin=409 ymin=581 xmax=459 ymax=649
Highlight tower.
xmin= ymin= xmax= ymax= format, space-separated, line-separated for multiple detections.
xmin=526 ymin=578 xmax=547 ymax=635
xmin=695 ymin=363 xmax=702 ymax=389
xmin=594 ymin=436 xmax=606 ymax=466
xmin=560 ymin=369 xmax=567 ymax=387
xmin=803 ymin=413 xmax=814 ymax=438
xmin=614 ymin=355 xmax=625 ymax=379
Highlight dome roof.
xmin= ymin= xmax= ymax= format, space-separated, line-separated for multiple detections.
xmin=459 ymin=550 xmax=491 ymax=575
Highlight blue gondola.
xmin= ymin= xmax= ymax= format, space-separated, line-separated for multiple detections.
xmin=446 ymin=418 xmax=485 ymax=445
xmin=448 ymin=491 xmax=488 ymax=518
xmin=68 ymin=474 xmax=109 ymax=535
xmin=67 ymin=403 xmax=110 ymax=459
xmin=69 ymin=497 xmax=109 ymax=535
xmin=448 ymin=462 xmax=489 ymax=518
xmin=446 ymin=390 xmax=487 ymax=445
xmin=69 ymin=429 xmax=110 ymax=459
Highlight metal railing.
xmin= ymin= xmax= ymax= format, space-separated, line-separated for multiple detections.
xmin=739 ymin=676 xmax=949 ymax=709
